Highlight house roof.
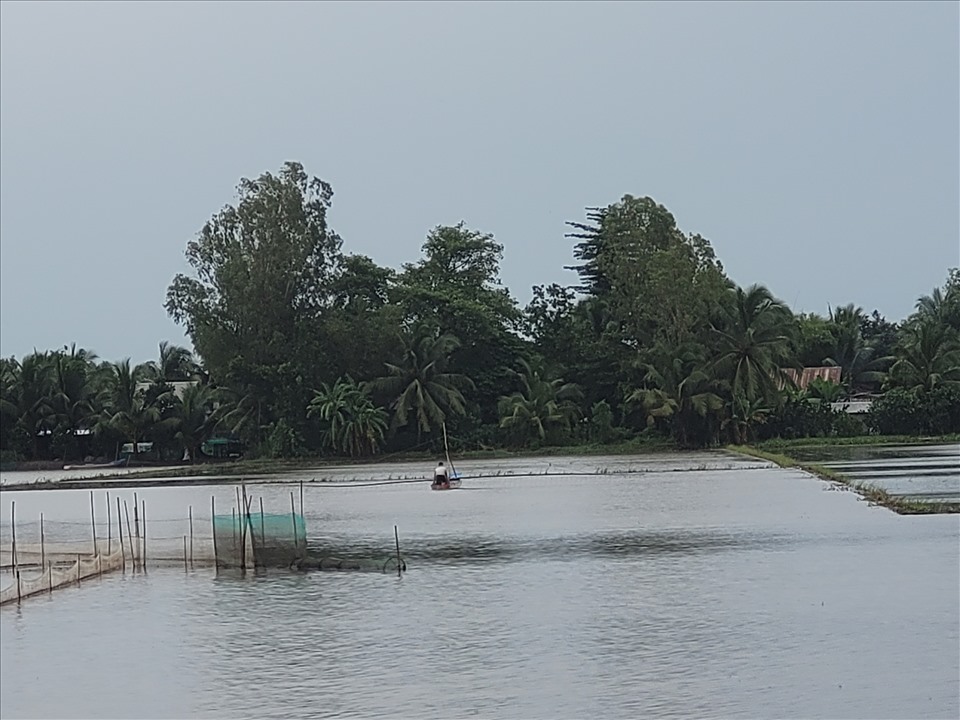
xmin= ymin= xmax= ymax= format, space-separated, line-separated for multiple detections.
xmin=782 ymin=366 xmax=842 ymax=390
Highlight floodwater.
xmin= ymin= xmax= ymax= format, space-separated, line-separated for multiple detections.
xmin=1 ymin=451 xmax=958 ymax=719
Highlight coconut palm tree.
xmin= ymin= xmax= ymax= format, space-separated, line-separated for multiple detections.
xmin=823 ymin=304 xmax=890 ymax=395
xmin=497 ymin=358 xmax=582 ymax=447
xmin=47 ymin=350 xmax=99 ymax=460
xmin=308 ymin=376 xmax=388 ymax=457
xmin=172 ymin=383 xmax=219 ymax=461
xmin=711 ymin=284 xmax=797 ymax=405
xmin=103 ymin=359 xmax=162 ymax=457
xmin=11 ymin=352 xmax=55 ymax=458
xmin=143 ymin=341 xmax=199 ymax=383
xmin=625 ymin=343 xmax=724 ymax=448
xmin=887 ymin=321 xmax=960 ymax=393
xmin=368 ymin=325 xmax=474 ymax=443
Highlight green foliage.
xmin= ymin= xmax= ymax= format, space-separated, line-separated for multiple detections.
xmin=369 ymin=324 xmax=474 ymax=442
xmin=568 ymin=196 xmax=728 ymax=349
xmin=760 ymin=395 xmax=839 ymax=440
xmin=395 ymin=223 xmax=520 ymax=426
xmin=711 ymin=284 xmax=797 ymax=404
xmin=497 ymin=359 xmax=582 ymax=447
xmin=796 ymin=313 xmax=836 ymax=366
xmin=5 ymin=176 xmax=957 ymax=461
xmin=805 ymin=378 xmax=844 ymax=403
xmin=624 ymin=343 xmax=723 ymax=448
xmin=262 ymin=418 xmax=308 ymax=459
xmin=868 ymin=386 xmax=960 ymax=436
xmin=588 ymin=400 xmax=616 ymax=444
xmin=886 ymin=320 xmax=960 ymax=393
xmin=308 ymin=376 xmax=388 ymax=457
xmin=165 ymin=162 xmax=343 ymax=429
xmin=824 ymin=304 xmax=890 ymax=395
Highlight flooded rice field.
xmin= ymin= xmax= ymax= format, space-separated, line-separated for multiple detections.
xmin=787 ymin=443 xmax=960 ymax=503
xmin=1 ymin=449 xmax=958 ymax=719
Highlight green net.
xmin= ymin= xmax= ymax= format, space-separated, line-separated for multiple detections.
xmin=212 ymin=512 xmax=306 ymax=568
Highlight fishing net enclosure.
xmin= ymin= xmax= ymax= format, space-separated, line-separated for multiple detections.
xmin=212 ymin=512 xmax=307 ymax=568
xmin=0 ymin=547 xmax=125 ymax=605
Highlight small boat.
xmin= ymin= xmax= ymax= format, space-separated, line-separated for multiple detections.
xmin=63 ymin=457 xmax=129 ymax=471
xmin=430 ymin=423 xmax=462 ymax=491
xmin=431 ymin=473 xmax=462 ymax=491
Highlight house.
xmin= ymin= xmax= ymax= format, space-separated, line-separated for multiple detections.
xmin=134 ymin=380 xmax=198 ymax=400
xmin=781 ymin=366 xmax=842 ymax=390
xmin=830 ymin=398 xmax=875 ymax=415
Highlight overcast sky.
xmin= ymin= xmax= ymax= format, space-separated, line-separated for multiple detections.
xmin=1 ymin=1 xmax=957 ymax=365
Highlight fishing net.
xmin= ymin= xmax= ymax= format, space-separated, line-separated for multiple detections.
xmin=212 ymin=512 xmax=307 ymax=569
xmin=0 ymin=545 xmax=125 ymax=606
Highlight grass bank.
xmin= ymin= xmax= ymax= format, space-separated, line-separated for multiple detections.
xmin=752 ymin=434 xmax=959 ymax=451
xmin=728 ymin=444 xmax=960 ymax=515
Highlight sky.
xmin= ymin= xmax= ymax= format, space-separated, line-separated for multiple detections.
xmin=1 ymin=1 xmax=957 ymax=365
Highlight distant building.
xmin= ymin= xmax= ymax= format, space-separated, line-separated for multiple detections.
xmin=830 ymin=399 xmax=875 ymax=415
xmin=135 ymin=380 xmax=198 ymax=400
xmin=782 ymin=366 xmax=842 ymax=390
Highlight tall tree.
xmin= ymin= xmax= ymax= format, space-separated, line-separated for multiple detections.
xmin=711 ymin=284 xmax=797 ymax=405
xmin=165 ymin=162 xmax=343 ymax=410
xmin=395 ymin=223 xmax=521 ymax=425
xmin=567 ymin=195 xmax=728 ymax=349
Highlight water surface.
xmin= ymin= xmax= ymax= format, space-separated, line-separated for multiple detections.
xmin=1 ymin=452 xmax=958 ymax=719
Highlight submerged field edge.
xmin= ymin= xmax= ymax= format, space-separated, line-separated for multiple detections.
xmin=727 ymin=444 xmax=960 ymax=515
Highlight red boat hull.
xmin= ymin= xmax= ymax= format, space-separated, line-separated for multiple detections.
xmin=430 ymin=478 xmax=462 ymax=491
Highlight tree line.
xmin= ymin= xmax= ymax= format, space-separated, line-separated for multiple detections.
xmin=2 ymin=162 xmax=958 ymax=463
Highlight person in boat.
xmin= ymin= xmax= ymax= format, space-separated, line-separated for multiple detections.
xmin=434 ymin=461 xmax=449 ymax=488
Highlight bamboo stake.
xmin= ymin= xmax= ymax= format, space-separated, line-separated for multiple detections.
xmin=238 ymin=486 xmax=246 ymax=571
xmin=188 ymin=505 xmax=194 ymax=567
xmin=89 ymin=491 xmax=97 ymax=556
xmin=394 ymin=526 xmax=402 ymax=578
xmin=211 ymin=495 xmax=218 ymax=572
xmin=259 ymin=497 xmax=265 ymax=554
xmin=106 ymin=492 xmax=112 ymax=555
xmin=76 ymin=553 xmax=81 ymax=584
xmin=290 ymin=491 xmax=298 ymax=555
xmin=40 ymin=512 xmax=45 ymax=574
xmin=117 ymin=496 xmax=125 ymax=574
xmin=133 ymin=492 xmax=139 ymax=555
xmin=141 ymin=499 xmax=147 ymax=573
xmin=244 ymin=493 xmax=255 ymax=569
xmin=123 ymin=501 xmax=135 ymax=571
xmin=300 ymin=480 xmax=304 ymax=521
xmin=16 ymin=569 xmax=21 ymax=604
xmin=11 ymin=501 xmax=17 ymax=578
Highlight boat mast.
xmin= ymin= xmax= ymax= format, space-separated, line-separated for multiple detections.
xmin=442 ymin=422 xmax=457 ymax=476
